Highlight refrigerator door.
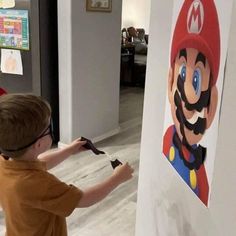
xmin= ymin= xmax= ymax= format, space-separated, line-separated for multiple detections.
xmin=0 ymin=0 xmax=59 ymax=142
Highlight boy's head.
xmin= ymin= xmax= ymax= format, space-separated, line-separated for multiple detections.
xmin=0 ymin=93 xmax=52 ymax=158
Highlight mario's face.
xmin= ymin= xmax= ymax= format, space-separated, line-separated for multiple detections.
xmin=168 ymin=47 xmax=218 ymax=146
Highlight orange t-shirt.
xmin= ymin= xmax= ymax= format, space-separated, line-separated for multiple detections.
xmin=0 ymin=156 xmax=83 ymax=236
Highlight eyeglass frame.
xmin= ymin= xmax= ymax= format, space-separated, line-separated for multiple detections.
xmin=1 ymin=119 xmax=55 ymax=152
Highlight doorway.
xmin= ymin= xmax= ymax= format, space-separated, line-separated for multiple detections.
xmin=119 ymin=0 xmax=151 ymax=127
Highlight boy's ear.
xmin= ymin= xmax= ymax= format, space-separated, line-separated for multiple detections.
xmin=206 ymin=85 xmax=218 ymax=129
xmin=32 ymin=139 xmax=42 ymax=150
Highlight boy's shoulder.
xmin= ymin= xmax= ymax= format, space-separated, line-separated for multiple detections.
xmin=0 ymin=158 xmax=77 ymax=204
xmin=0 ymin=158 xmax=62 ymax=190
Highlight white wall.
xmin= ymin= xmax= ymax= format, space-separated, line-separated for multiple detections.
xmin=58 ymin=0 xmax=122 ymax=144
xmin=136 ymin=1 xmax=236 ymax=236
xmin=122 ymin=0 xmax=151 ymax=33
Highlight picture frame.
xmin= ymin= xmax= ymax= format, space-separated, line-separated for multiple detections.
xmin=86 ymin=0 xmax=112 ymax=12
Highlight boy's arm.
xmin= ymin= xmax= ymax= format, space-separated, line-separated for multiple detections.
xmin=77 ymin=163 xmax=134 ymax=208
xmin=38 ymin=138 xmax=86 ymax=170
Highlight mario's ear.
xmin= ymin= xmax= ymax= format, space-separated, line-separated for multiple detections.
xmin=206 ymin=85 xmax=218 ymax=129
xmin=168 ymin=67 xmax=174 ymax=103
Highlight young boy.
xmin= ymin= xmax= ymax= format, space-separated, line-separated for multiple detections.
xmin=0 ymin=93 xmax=134 ymax=236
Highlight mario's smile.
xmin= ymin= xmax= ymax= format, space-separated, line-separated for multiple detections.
xmin=186 ymin=109 xmax=204 ymax=125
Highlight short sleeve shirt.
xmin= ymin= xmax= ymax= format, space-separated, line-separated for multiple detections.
xmin=0 ymin=156 xmax=83 ymax=236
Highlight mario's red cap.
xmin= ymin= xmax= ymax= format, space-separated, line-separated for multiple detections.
xmin=170 ymin=0 xmax=220 ymax=86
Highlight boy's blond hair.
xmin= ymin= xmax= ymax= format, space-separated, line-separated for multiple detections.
xmin=0 ymin=93 xmax=51 ymax=158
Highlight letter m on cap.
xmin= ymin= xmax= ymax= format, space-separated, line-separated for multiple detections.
xmin=187 ymin=0 xmax=204 ymax=34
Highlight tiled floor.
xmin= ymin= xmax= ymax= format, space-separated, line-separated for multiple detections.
xmin=0 ymin=86 xmax=144 ymax=236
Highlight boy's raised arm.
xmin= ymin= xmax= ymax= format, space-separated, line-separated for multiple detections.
xmin=77 ymin=163 xmax=134 ymax=208
xmin=38 ymin=138 xmax=86 ymax=170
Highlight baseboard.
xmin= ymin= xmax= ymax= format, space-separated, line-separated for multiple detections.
xmin=58 ymin=127 xmax=120 ymax=148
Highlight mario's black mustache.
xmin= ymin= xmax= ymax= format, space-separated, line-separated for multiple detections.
xmin=174 ymin=91 xmax=206 ymax=135
xmin=177 ymin=75 xmax=211 ymax=112
xmin=173 ymin=132 xmax=206 ymax=170
xmin=172 ymin=74 xmax=207 ymax=170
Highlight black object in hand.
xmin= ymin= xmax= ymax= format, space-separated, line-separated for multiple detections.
xmin=81 ymin=137 xmax=105 ymax=155
xmin=81 ymin=136 xmax=122 ymax=169
xmin=110 ymin=159 xmax=122 ymax=169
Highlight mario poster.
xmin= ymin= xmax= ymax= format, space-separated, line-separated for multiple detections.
xmin=162 ymin=0 xmax=232 ymax=207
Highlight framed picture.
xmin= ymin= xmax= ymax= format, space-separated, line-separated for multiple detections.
xmin=86 ymin=0 xmax=112 ymax=12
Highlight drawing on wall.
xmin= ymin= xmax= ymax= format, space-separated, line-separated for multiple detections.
xmin=162 ymin=0 xmax=223 ymax=206
xmin=86 ymin=0 xmax=112 ymax=12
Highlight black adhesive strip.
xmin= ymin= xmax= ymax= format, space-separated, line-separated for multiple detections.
xmin=81 ymin=137 xmax=105 ymax=155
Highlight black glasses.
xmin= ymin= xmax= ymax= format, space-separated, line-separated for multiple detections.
xmin=2 ymin=119 xmax=55 ymax=152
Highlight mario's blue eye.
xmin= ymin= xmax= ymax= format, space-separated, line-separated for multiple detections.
xmin=192 ymin=68 xmax=202 ymax=97
xmin=179 ymin=64 xmax=186 ymax=81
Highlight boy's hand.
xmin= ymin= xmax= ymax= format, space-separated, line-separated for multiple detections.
xmin=66 ymin=138 xmax=87 ymax=155
xmin=112 ymin=162 xmax=134 ymax=184
xmin=77 ymin=162 xmax=134 ymax=208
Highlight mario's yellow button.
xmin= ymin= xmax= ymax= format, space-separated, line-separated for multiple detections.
xmin=190 ymin=170 xmax=197 ymax=190
xmin=169 ymin=146 xmax=175 ymax=162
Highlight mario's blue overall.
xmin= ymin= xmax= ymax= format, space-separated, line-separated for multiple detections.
xmin=163 ymin=125 xmax=209 ymax=206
